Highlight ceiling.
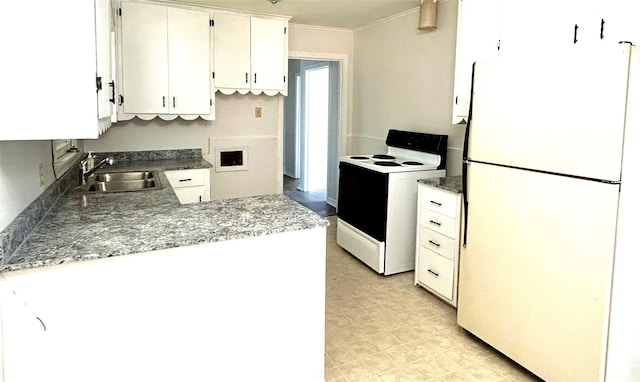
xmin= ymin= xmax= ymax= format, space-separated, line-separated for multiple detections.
xmin=171 ymin=0 xmax=422 ymax=29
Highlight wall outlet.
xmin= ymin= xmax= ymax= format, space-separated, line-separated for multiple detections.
xmin=39 ymin=163 xmax=45 ymax=187
xmin=255 ymin=107 xmax=262 ymax=118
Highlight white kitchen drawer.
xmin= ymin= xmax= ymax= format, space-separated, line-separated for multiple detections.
xmin=419 ymin=227 xmax=455 ymax=260
xmin=420 ymin=208 xmax=458 ymax=239
xmin=417 ymin=247 xmax=454 ymax=301
xmin=165 ymin=169 xmax=206 ymax=188
xmin=420 ymin=186 xmax=457 ymax=218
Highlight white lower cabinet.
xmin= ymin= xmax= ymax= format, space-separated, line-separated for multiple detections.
xmin=415 ymin=182 xmax=462 ymax=307
xmin=417 ymin=247 xmax=455 ymax=301
xmin=165 ymin=168 xmax=211 ymax=204
xmin=0 ymin=227 xmax=326 ymax=381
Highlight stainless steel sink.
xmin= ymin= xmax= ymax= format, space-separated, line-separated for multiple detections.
xmin=71 ymin=170 xmax=162 ymax=193
xmin=93 ymin=171 xmax=155 ymax=182
xmin=88 ymin=179 xmax=157 ymax=192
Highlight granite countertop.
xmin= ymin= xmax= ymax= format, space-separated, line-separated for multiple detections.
xmin=2 ymin=158 xmax=328 ymax=273
xmin=418 ymin=175 xmax=463 ymax=193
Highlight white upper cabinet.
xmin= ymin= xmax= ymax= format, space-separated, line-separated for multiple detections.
xmin=498 ymin=1 xmax=583 ymax=57
xmin=118 ymin=1 xmax=212 ymax=119
xmin=452 ymin=0 xmax=640 ymax=124
xmin=213 ymin=13 xmax=289 ymax=95
xmin=96 ymin=0 xmax=115 ymax=122
xmin=213 ymin=13 xmax=252 ymax=90
xmin=451 ymin=0 xmax=501 ymax=124
xmin=0 ymin=0 xmax=114 ymax=140
xmin=599 ymin=1 xmax=640 ymax=47
xmin=167 ymin=7 xmax=212 ymax=115
xmin=251 ymin=17 xmax=288 ymax=93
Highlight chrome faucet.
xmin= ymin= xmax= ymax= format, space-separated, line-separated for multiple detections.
xmin=81 ymin=156 xmax=115 ymax=184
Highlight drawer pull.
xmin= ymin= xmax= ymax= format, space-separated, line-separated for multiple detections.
xmin=430 ymin=200 xmax=442 ymax=206
xmin=427 ymin=269 xmax=439 ymax=277
xmin=428 ymin=240 xmax=440 ymax=248
xmin=179 ymin=178 xmax=192 ymax=182
xmin=429 ymin=220 xmax=442 ymax=226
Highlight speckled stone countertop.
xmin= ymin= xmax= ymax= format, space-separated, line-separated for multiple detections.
xmin=2 ymin=159 xmax=328 ymax=273
xmin=418 ymin=175 xmax=463 ymax=194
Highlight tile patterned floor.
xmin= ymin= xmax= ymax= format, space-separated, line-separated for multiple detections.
xmin=324 ymin=216 xmax=542 ymax=382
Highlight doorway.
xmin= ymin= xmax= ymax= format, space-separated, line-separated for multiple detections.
xmin=283 ymin=58 xmax=340 ymax=217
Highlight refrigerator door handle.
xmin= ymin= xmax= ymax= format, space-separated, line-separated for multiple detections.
xmin=462 ymin=160 xmax=469 ymax=247
xmin=462 ymin=62 xmax=477 ymax=248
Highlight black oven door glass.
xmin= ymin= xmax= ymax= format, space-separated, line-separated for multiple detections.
xmin=337 ymin=162 xmax=389 ymax=242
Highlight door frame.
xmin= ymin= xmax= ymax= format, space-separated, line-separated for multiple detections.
xmin=287 ymin=51 xmax=349 ymax=207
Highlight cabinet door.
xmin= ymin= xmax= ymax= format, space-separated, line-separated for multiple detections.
xmin=168 ymin=7 xmax=211 ymax=114
xmin=95 ymin=0 xmax=114 ymax=120
xmin=599 ymin=1 xmax=640 ymax=47
xmin=1 ymin=0 xmax=98 ymax=139
xmin=213 ymin=13 xmax=251 ymax=90
xmin=251 ymin=17 xmax=287 ymax=92
xmin=499 ymin=0 xmax=585 ymax=57
xmin=451 ymin=0 xmax=500 ymax=124
xmin=121 ymin=1 xmax=169 ymax=114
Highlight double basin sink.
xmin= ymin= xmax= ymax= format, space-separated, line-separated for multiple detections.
xmin=74 ymin=171 xmax=161 ymax=193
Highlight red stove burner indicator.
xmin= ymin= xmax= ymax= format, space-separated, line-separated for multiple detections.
xmin=350 ymin=156 xmax=369 ymax=160
xmin=403 ymin=161 xmax=424 ymax=165
xmin=374 ymin=161 xmax=401 ymax=166
xmin=372 ymin=154 xmax=395 ymax=160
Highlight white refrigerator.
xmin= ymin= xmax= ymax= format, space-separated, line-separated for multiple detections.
xmin=458 ymin=43 xmax=640 ymax=381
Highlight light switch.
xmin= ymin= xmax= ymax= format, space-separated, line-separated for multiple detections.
xmin=255 ymin=107 xmax=262 ymax=118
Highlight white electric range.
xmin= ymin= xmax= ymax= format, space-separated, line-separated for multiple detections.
xmin=337 ymin=130 xmax=448 ymax=275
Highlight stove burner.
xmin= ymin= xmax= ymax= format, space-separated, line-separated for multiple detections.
xmin=374 ymin=161 xmax=401 ymax=167
xmin=402 ymin=161 xmax=423 ymax=165
xmin=372 ymin=154 xmax=395 ymax=160
xmin=350 ymin=156 xmax=369 ymax=160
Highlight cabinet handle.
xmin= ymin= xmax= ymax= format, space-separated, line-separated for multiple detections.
xmin=173 ymin=97 xmax=176 ymax=108
xmin=428 ymin=240 xmax=440 ymax=248
xmin=430 ymin=200 xmax=442 ymax=206
xmin=574 ymin=24 xmax=579 ymax=44
xmin=163 ymin=96 xmax=166 ymax=107
xmin=600 ymin=19 xmax=605 ymax=40
xmin=108 ymin=81 xmax=115 ymax=104
xmin=427 ymin=269 xmax=439 ymax=277
xmin=178 ymin=178 xmax=192 ymax=182
xmin=429 ymin=220 xmax=442 ymax=226
xmin=254 ymin=73 xmax=257 ymax=83
xmin=245 ymin=73 xmax=248 ymax=83
xmin=199 ymin=195 xmax=202 ymax=203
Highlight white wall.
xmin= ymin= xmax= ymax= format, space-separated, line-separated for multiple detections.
xmin=0 ymin=141 xmax=55 ymax=231
xmin=352 ymin=2 xmax=465 ymax=175
xmin=84 ymin=94 xmax=282 ymax=200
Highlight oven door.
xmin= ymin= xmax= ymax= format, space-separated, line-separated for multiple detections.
xmin=337 ymin=162 xmax=389 ymax=242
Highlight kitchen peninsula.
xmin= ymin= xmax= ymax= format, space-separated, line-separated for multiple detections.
xmin=0 ymin=151 xmax=328 ymax=382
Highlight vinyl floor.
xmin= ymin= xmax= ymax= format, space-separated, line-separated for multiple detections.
xmin=323 ymin=216 xmax=542 ymax=382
